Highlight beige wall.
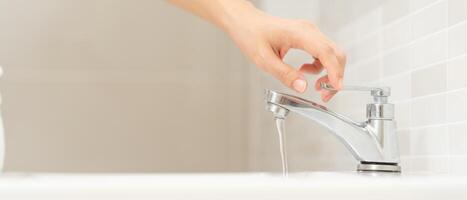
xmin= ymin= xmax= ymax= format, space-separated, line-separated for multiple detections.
xmin=0 ymin=0 xmax=250 ymax=172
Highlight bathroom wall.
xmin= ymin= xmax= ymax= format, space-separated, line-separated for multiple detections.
xmin=0 ymin=0 xmax=250 ymax=172
xmin=250 ymin=0 xmax=467 ymax=173
xmin=2 ymin=0 xmax=466 ymax=174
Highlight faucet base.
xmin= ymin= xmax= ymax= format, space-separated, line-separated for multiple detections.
xmin=357 ymin=162 xmax=401 ymax=173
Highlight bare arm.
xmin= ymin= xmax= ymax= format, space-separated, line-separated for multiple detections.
xmin=169 ymin=0 xmax=346 ymax=102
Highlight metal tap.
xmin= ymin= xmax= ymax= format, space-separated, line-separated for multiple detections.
xmin=265 ymin=83 xmax=401 ymax=173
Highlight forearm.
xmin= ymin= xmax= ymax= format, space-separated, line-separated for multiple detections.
xmin=168 ymin=0 xmax=260 ymax=32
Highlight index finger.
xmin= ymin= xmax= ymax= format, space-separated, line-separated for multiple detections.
xmin=292 ymin=27 xmax=345 ymax=90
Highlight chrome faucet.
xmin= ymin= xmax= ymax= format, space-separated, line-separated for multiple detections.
xmin=265 ymin=83 xmax=401 ymax=173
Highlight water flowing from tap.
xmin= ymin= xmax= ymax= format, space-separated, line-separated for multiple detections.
xmin=275 ymin=118 xmax=288 ymax=177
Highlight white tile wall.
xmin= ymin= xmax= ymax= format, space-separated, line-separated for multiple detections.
xmin=383 ymin=20 xmax=412 ymax=50
xmin=411 ymin=1 xmax=447 ymax=39
xmin=411 ymin=31 xmax=447 ymax=69
xmin=448 ymin=0 xmax=467 ymax=25
xmin=448 ymin=22 xmax=467 ymax=57
xmin=411 ymin=0 xmax=441 ymax=11
xmin=395 ymin=102 xmax=411 ymax=129
xmin=382 ymin=0 xmax=411 ymax=24
xmin=449 ymin=123 xmax=467 ymax=154
xmin=411 ymin=63 xmax=446 ymax=97
xmin=447 ymin=55 xmax=467 ymax=89
xmin=447 ymin=89 xmax=467 ymax=122
xmin=251 ymin=0 xmax=467 ymax=173
xmin=380 ymin=74 xmax=411 ymax=101
xmin=382 ymin=47 xmax=411 ymax=76
xmin=409 ymin=126 xmax=449 ymax=155
xmin=411 ymin=94 xmax=446 ymax=126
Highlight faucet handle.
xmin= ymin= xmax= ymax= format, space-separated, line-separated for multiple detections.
xmin=320 ymin=82 xmax=391 ymax=103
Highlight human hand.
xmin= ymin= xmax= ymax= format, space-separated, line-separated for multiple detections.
xmin=169 ymin=0 xmax=346 ymax=102
xmin=224 ymin=9 xmax=346 ymax=102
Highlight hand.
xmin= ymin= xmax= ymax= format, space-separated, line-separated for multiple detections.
xmin=169 ymin=0 xmax=346 ymax=102
xmin=225 ymin=10 xmax=346 ymax=102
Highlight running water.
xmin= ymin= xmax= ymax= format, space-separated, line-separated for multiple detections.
xmin=275 ymin=118 xmax=288 ymax=177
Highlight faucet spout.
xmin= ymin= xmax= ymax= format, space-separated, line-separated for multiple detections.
xmin=266 ymin=90 xmax=400 ymax=168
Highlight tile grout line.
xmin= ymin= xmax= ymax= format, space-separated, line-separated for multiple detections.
xmin=446 ymin=0 xmax=451 ymax=173
xmin=408 ymin=120 xmax=467 ymax=131
xmin=401 ymin=155 xmax=452 ymax=159
xmin=378 ymin=19 xmax=384 ymax=88
xmin=345 ymin=5 xmax=467 ymax=71
xmin=392 ymin=87 xmax=467 ymax=104
xmin=349 ymin=27 xmax=449 ymax=71
xmin=376 ymin=51 xmax=467 ymax=85
xmin=340 ymin=0 xmax=445 ymax=49
xmin=407 ymin=10 xmax=414 ymax=161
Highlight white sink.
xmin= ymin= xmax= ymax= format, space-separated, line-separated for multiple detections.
xmin=0 ymin=172 xmax=466 ymax=200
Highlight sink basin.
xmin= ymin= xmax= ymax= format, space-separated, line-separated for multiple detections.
xmin=0 ymin=172 xmax=465 ymax=200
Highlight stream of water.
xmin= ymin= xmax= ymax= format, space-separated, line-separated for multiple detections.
xmin=275 ymin=118 xmax=288 ymax=177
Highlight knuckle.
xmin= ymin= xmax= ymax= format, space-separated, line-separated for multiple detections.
xmin=251 ymin=50 xmax=269 ymax=68
xmin=319 ymin=45 xmax=335 ymax=57
xmin=296 ymin=20 xmax=317 ymax=31
xmin=252 ymin=54 xmax=264 ymax=66
xmin=336 ymin=49 xmax=347 ymax=63
xmin=280 ymin=68 xmax=296 ymax=85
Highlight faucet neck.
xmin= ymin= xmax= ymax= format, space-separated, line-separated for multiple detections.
xmin=266 ymin=90 xmax=401 ymax=172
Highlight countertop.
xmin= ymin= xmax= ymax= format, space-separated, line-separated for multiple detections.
xmin=0 ymin=172 xmax=466 ymax=200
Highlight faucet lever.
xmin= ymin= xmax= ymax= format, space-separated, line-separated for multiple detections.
xmin=320 ymin=82 xmax=390 ymax=103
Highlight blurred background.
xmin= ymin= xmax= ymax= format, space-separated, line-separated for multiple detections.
xmin=0 ymin=0 xmax=251 ymax=172
xmin=1 ymin=0 xmax=467 ymax=173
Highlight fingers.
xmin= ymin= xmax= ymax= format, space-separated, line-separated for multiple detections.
xmin=258 ymin=49 xmax=308 ymax=93
xmin=321 ymin=89 xmax=336 ymax=102
xmin=314 ymin=75 xmax=328 ymax=91
xmin=299 ymin=59 xmax=323 ymax=74
xmin=314 ymin=45 xmax=343 ymax=90
xmin=315 ymin=75 xmax=337 ymax=102
xmin=292 ymin=22 xmax=346 ymax=90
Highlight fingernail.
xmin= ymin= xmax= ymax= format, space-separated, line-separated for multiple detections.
xmin=292 ymin=78 xmax=307 ymax=93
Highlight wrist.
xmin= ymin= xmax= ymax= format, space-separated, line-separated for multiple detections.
xmin=218 ymin=1 xmax=265 ymax=34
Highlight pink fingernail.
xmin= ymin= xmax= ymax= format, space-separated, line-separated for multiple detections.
xmin=292 ymin=79 xmax=307 ymax=93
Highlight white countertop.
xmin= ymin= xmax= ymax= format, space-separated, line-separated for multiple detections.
xmin=0 ymin=172 xmax=466 ymax=200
